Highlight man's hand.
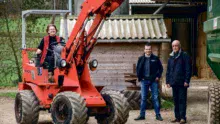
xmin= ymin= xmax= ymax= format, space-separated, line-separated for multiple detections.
xmin=184 ymin=82 xmax=189 ymax=87
xmin=155 ymin=77 xmax=159 ymax=82
xmin=167 ymin=84 xmax=171 ymax=88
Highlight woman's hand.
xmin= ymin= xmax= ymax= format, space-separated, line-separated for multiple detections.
xmin=36 ymin=49 xmax=42 ymax=54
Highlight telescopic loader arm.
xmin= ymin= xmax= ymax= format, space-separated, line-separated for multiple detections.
xmin=62 ymin=0 xmax=124 ymax=66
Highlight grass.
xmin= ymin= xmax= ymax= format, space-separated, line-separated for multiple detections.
xmin=0 ymin=78 xmax=18 ymax=87
xmin=0 ymin=84 xmax=17 ymax=87
xmin=0 ymin=80 xmax=17 ymax=87
xmin=0 ymin=66 xmax=19 ymax=87
xmin=0 ymin=92 xmax=17 ymax=98
xmin=161 ymin=98 xmax=174 ymax=109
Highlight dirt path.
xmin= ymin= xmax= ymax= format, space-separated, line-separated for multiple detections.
xmin=0 ymin=91 xmax=208 ymax=124
xmin=0 ymin=96 xmax=173 ymax=124
xmin=0 ymin=80 xmax=212 ymax=124
xmin=186 ymin=88 xmax=208 ymax=124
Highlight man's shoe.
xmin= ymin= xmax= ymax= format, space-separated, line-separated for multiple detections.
xmin=156 ymin=114 xmax=163 ymax=121
xmin=134 ymin=116 xmax=145 ymax=120
xmin=171 ymin=118 xmax=180 ymax=123
xmin=179 ymin=119 xmax=186 ymax=124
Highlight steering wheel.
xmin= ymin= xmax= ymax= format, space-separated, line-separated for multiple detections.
xmin=50 ymin=41 xmax=66 ymax=46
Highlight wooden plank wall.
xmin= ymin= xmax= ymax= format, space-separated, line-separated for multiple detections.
xmin=197 ymin=12 xmax=217 ymax=79
xmin=162 ymin=19 xmax=173 ymax=78
xmin=164 ymin=14 xmax=217 ymax=79
xmin=160 ymin=43 xmax=172 ymax=77
xmin=89 ymin=43 xmax=161 ymax=89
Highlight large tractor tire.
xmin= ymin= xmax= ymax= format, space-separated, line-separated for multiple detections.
xmin=208 ymin=85 xmax=220 ymax=124
xmin=51 ymin=91 xmax=88 ymax=124
xmin=121 ymin=90 xmax=153 ymax=110
xmin=14 ymin=90 xmax=40 ymax=124
xmin=95 ymin=90 xmax=130 ymax=124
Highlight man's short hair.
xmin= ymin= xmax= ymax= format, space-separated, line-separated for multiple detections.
xmin=145 ymin=42 xmax=151 ymax=47
xmin=172 ymin=40 xmax=181 ymax=48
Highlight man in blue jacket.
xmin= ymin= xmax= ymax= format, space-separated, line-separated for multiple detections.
xmin=166 ymin=40 xmax=192 ymax=124
xmin=134 ymin=43 xmax=163 ymax=121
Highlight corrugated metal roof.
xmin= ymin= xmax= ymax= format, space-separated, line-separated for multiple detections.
xmin=129 ymin=0 xmax=155 ymax=4
xmin=60 ymin=16 xmax=169 ymax=41
xmin=154 ymin=0 xmax=206 ymax=2
xmin=129 ymin=0 xmax=206 ymax=4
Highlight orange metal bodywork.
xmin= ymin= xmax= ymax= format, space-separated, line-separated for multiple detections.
xmin=21 ymin=49 xmax=106 ymax=108
xmin=20 ymin=0 xmax=124 ymax=110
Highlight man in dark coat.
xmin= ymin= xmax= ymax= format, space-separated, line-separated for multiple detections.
xmin=134 ymin=43 xmax=163 ymax=121
xmin=166 ymin=40 xmax=192 ymax=124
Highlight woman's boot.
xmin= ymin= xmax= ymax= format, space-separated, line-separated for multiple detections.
xmin=48 ymin=72 xmax=54 ymax=83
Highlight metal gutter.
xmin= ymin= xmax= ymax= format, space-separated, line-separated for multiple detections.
xmin=64 ymin=14 xmax=164 ymax=20
xmin=130 ymin=4 xmax=198 ymax=7
xmin=97 ymin=39 xmax=171 ymax=43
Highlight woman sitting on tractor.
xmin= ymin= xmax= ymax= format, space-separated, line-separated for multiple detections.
xmin=36 ymin=24 xmax=63 ymax=82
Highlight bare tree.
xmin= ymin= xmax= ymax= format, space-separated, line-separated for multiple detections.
xmin=0 ymin=0 xmax=22 ymax=85
xmin=0 ymin=0 xmax=73 ymax=86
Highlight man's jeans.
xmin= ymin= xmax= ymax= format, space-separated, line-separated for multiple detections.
xmin=140 ymin=80 xmax=160 ymax=117
xmin=172 ymin=85 xmax=187 ymax=120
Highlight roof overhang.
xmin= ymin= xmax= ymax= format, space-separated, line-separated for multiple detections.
xmin=97 ymin=39 xmax=171 ymax=43
xmin=60 ymin=15 xmax=171 ymax=43
xmin=129 ymin=0 xmax=207 ymax=6
xmin=152 ymin=0 xmax=206 ymax=2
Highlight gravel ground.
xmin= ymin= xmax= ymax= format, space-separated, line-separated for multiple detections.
xmin=0 ymin=97 xmax=173 ymax=124
xmin=0 ymin=80 xmax=213 ymax=124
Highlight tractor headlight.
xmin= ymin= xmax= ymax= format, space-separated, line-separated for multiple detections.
xmin=92 ymin=60 xmax=98 ymax=67
xmin=89 ymin=59 xmax=98 ymax=71
xmin=60 ymin=59 xmax=67 ymax=67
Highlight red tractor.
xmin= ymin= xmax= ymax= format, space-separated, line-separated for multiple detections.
xmin=14 ymin=0 xmax=130 ymax=123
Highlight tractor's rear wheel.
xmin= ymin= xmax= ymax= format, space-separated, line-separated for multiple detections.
xmin=121 ymin=90 xmax=153 ymax=110
xmin=14 ymin=90 xmax=40 ymax=124
xmin=121 ymin=90 xmax=141 ymax=110
xmin=95 ymin=90 xmax=130 ymax=124
xmin=208 ymin=85 xmax=220 ymax=124
xmin=51 ymin=92 xmax=88 ymax=124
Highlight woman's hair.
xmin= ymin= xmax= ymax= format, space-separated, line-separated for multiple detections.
xmin=46 ymin=24 xmax=58 ymax=34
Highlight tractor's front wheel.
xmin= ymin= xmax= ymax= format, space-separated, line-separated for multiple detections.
xmin=51 ymin=91 xmax=88 ymax=124
xmin=208 ymin=85 xmax=220 ymax=124
xmin=14 ymin=90 xmax=40 ymax=124
xmin=95 ymin=90 xmax=130 ymax=124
